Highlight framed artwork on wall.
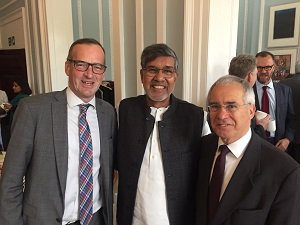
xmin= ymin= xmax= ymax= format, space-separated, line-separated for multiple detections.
xmin=268 ymin=2 xmax=300 ymax=47
xmin=269 ymin=49 xmax=297 ymax=80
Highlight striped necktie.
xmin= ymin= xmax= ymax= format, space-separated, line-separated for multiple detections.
xmin=79 ymin=104 xmax=93 ymax=225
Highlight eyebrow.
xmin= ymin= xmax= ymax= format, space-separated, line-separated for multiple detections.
xmin=209 ymin=101 xmax=238 ymax=104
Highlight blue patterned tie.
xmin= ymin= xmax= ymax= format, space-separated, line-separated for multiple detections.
xmin=79 ymin=104 xmax=93 ymax=225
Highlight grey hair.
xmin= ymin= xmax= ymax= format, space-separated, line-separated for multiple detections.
xmin=140 ymin=43 xmax=178 ymax=70
xmin=229 ymin=54 xmax=256 ymax=79
xmin=207 ymin=75 xmax=255 ymax=108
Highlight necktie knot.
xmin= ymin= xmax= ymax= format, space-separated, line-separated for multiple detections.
xmin=263 ymin=86 xmax=268 ymax=91
xmin=80 ymin=104 xmax=91 ymax=115
xmin=219 ymin=145 xmax=230 ymax=156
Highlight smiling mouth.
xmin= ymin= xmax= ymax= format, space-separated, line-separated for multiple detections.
xmin=82 ymin=81 xmax=94 ymax=86
xmin=218 ymin=124 xmax=232 ymax=127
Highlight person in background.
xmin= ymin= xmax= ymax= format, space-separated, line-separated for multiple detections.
xmin=3 ymin=79 xmax=32 ymax=112
xmin=117 ymin=43 xmax=210 ymax=225
xmin=0 ymin=89 xmax=8 ymax=106
xmin=253 ymin=51 xmax=295 ymax=151
xmin=196 ymin=75 xmax=300 ymax=225
xmin=280 ymin=60 xmax=300 ymax=163
xmin=0 ymin=38 xmax=117 ymax=225
xmin=229 ymin=54 xmax=269 ymax=138
xmin=0 ymin=87 xmax=8 ymax=150
xmin=1 ymin=79 xmax=32 ymax=150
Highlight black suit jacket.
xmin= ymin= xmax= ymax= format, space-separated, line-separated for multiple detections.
xmin=281 ymin=74 xmax=300 ymax=163
xmin=117 ymin=94 xmax=204 ymax=225
xmin=253 ymin=82 xmax=295 ymax=143
xmin=281 ymin=74 xmax=300 ymax=144
xmin=196 ymin=132 xmax=300 ymax=225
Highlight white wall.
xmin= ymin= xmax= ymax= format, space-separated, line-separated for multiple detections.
xmin=44 ymin=0 xmax=73 ymax=91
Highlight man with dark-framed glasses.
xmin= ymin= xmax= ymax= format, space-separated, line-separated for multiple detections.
xmin=0 ymin=38 xmax=117 ymax=225
xmin=253 ymin=51 xmax=295 ymax=151
xmin=116 ymin=43 xmax=210 ymax=225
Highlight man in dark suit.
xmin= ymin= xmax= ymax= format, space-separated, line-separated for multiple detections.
xmin=117 ymin=43 xmax=210 ymax=225
xmin=228 ymin=54 xmax=269 ymax=138
xmin=196 ymin=75 xmax=300 ymax=225
xmin=253 ymin=51 xmax=295 ymax=151
xmin=0 ymin=38 xmax=117 ymax=225
xmin=280 ymin=61 xmax=300 ymax=163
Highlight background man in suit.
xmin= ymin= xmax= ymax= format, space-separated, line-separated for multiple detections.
xmin=0 ymin=38 xmax=117 ymax=225
xmin=280 ymin=61 xmax=300 ymax=163
xmin=196 ymin=75 xmax=300 ymax=225
xmin=117 ymin=43 xmax=210 ymax=225
xmin=229 ymin=54 xmax=269 ymax=138
xmin=253 ymin=51 xmax=295 ymax=151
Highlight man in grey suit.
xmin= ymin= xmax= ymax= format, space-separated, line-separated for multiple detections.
xmin=0 ymin=38 xmax=117 ymax=225
xmin=195 ymin=75 xmax=300 ymax=225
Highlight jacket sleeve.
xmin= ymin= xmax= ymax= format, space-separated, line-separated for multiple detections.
xmin=0 ymin=101 xmax=33 ymax=225
xmin=266 ymin=167 xmax=300 ymax=225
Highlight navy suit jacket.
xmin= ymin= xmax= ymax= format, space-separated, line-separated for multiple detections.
xmin=281 ymin=74 xmax=300 ymax=144
xmin=196 ymin=132 xmax=300 ymax=225
xmin=253 ymin=82 xmax=295 ymax=143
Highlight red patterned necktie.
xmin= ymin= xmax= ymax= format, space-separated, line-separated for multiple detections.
xmin=261 ymin=86 xmax=270 ymax=136
xmin=79 ymin=104 xmax=93 ymax=225
xmin=261 ymin=86 xmax=269 ymax=114
xmin=208 ymin=145 xmax=230 ymax=223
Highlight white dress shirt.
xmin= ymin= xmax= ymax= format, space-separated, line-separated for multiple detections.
xmin=132 ymin=106 xmax=210 ymax=225
xmin=62 ymin=88 xmax=101 ymax=224
xmin=256 ymin=81 xmax=276 ymax=137
xmin=133 ymin=107 xmax=170 ymax=225
xmin=211 ymin=128 xmax=252 ymax=199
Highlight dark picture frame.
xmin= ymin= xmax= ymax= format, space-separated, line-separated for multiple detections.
xmin=268 ymin=3 xmax=300 ymax=47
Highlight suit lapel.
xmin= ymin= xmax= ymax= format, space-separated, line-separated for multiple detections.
xmin=52 ymin=91 xmax=69 ymax=196
xmin=273 ymin=83 xmax=280 ymax=124
xmin=95 ymin=99 xmax=109 ymax=183
xmin=212 ymin=133 xmax=261 ymax=225
xmin=253 ymin=85 xmax=260 ymax=110
xmin=197 ymin=135 xmax=218 ymax=224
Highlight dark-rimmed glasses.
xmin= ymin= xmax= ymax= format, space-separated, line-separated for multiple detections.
xmin=142 ymin=66 xmax=176 ymax=78
xmin=207 ymin=103 xmax=249 ymax=113
xmin=257 ymin=65 xmax=273 ymax=72
xmin=67 ymin=59 xmax=107 ymax=75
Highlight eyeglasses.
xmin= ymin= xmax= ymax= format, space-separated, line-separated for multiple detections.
xmin=257 ymin=65 xmax=274 ymax=72
xmin=142 ymin=66 xmax=177 ymax=78
xmin=207 ymin=103 xmax=249 ymax=113
xmin=67 ymin=59 xmax=107 ymax=75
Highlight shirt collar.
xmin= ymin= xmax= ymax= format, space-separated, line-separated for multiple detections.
xmin=66 ymin=87 xmax=96 ymax=109
xmin=218 ymin=128 xmax=252 ymax=158
xmin=256 ymin=80 xmax=274 ymax=90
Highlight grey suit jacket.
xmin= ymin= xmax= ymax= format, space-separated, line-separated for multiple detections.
xmin=0 ymin=90 xmax=117 ymax=225
xmin=196 ymin=132 xmax=300 ymax=225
